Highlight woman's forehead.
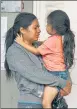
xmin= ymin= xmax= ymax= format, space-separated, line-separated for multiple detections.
xmin=31 ymin=19 xmax=39 ymax=26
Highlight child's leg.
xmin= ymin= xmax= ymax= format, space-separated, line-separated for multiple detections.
xmin=42 ymin=86 xmax=58 ymax=108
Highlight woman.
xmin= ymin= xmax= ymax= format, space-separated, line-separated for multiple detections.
xmin=15 ymin=10 xmax=75 ymax=109
xmin=5 ymin=12 xmax=72 ymax=108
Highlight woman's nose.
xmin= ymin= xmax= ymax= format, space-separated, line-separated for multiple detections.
xmin=38 ymin=28 xmax=41 ymax=33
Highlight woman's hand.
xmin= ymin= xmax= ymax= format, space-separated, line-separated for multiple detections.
xmin=60 ymin=80 xmax=72 ymax=96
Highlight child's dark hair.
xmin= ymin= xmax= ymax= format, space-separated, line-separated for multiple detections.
xmin=5 ymin=12 xmax=37 ymax=78
xmin=47 ymin=10 xmax=75 ymax=69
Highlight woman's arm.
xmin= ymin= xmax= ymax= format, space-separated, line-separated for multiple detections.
xmin=60 ymin=72 xmax=72 ymax=96
xmin=6 ymin=42 xmax=72 ymax=96
xmin=60 ymin=80 xmax=72 ymax=96
xmin=6 ymin=44 xmax=67 ymax=89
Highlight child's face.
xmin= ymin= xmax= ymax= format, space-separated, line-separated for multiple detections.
xmin=46 ymin=24 xmax=56 ymax=35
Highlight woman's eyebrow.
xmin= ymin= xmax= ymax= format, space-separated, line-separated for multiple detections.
xmin=35 ymin=24 xmax=40 ymax=27
xmin=33 ymin=24 xmax=40 ymax=27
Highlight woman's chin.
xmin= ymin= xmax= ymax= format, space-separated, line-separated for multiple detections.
xmin=34 ymin=38 xmax=39 ymax=41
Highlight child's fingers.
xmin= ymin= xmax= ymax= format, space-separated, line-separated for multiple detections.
xmin=17 ymin=33 xmax=20 ymax=37
xmin=17 ymin=33 xmax=23 ymax=38
xmin=15 ymin=33 xmax=23 ymax=43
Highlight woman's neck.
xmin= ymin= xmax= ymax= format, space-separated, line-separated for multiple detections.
xmin=23 ymin=40 xmax=33 ymax=46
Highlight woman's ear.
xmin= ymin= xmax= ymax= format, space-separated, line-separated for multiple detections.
xmin=20 ymin=27 xmax=28 ymax=35
xmin=20 ymin=27 xmax=24 ymax=34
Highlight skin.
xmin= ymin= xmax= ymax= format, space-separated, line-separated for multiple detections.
xmin=19 ymin=19 xmax=41 ymax=45
xmin=46 ymin=23 xmax=56 ymax=35
xmin=15 ymin=24 xmax=58 ymax=55
xmin=15 ymin=18 xmax=72 ymax=108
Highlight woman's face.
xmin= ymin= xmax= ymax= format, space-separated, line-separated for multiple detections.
xmin=22 ymin=19 xmax=41 ymax=43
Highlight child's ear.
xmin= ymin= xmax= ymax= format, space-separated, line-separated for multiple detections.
xmin=52 ymin=28 xmax=56 ymax=34
xmin=46 ymin=24 xmax=52 ymax=34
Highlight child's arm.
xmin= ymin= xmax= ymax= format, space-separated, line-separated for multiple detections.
xmin=22 ymin=43 xmax=40 ymax=55
xmin=15 ymin=35 xmax=40 ymax=55
xmin=38 ymin=41 xmax=44 ymax=44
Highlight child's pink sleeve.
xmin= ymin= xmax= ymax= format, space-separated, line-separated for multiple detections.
xmin=37 ymin=37 xmax=56 ymax=55
xmin=37 ymin=43 xmax=48 ymax=55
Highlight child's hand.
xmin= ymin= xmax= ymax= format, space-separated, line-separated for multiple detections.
xmin=15 ymin=33 xmax=24 ymax=45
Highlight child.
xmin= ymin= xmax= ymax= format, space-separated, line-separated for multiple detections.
xmin=16 ymin=10 xmax=75 ymax=108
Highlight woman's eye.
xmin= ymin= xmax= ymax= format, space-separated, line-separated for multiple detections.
xmin=34 ymin=27 xmax=37 ymax=29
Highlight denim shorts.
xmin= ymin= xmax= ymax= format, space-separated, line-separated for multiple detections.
xmin=18 ymin=101 xmax=42 ymax=108
xmin=48 ymin=70 xmax=68 ymax=91
xmin=48 ymin=70 xmax=68 ymax=80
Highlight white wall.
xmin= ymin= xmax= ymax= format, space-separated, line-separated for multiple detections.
xmin=63 ymin=2 xmax=77 ymax=108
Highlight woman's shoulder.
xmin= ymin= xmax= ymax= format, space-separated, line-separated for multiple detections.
xmin=6 ymin=41 xmax=26 ymax=56
xmin=6 ymin=41 xmax=31 ymax=64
